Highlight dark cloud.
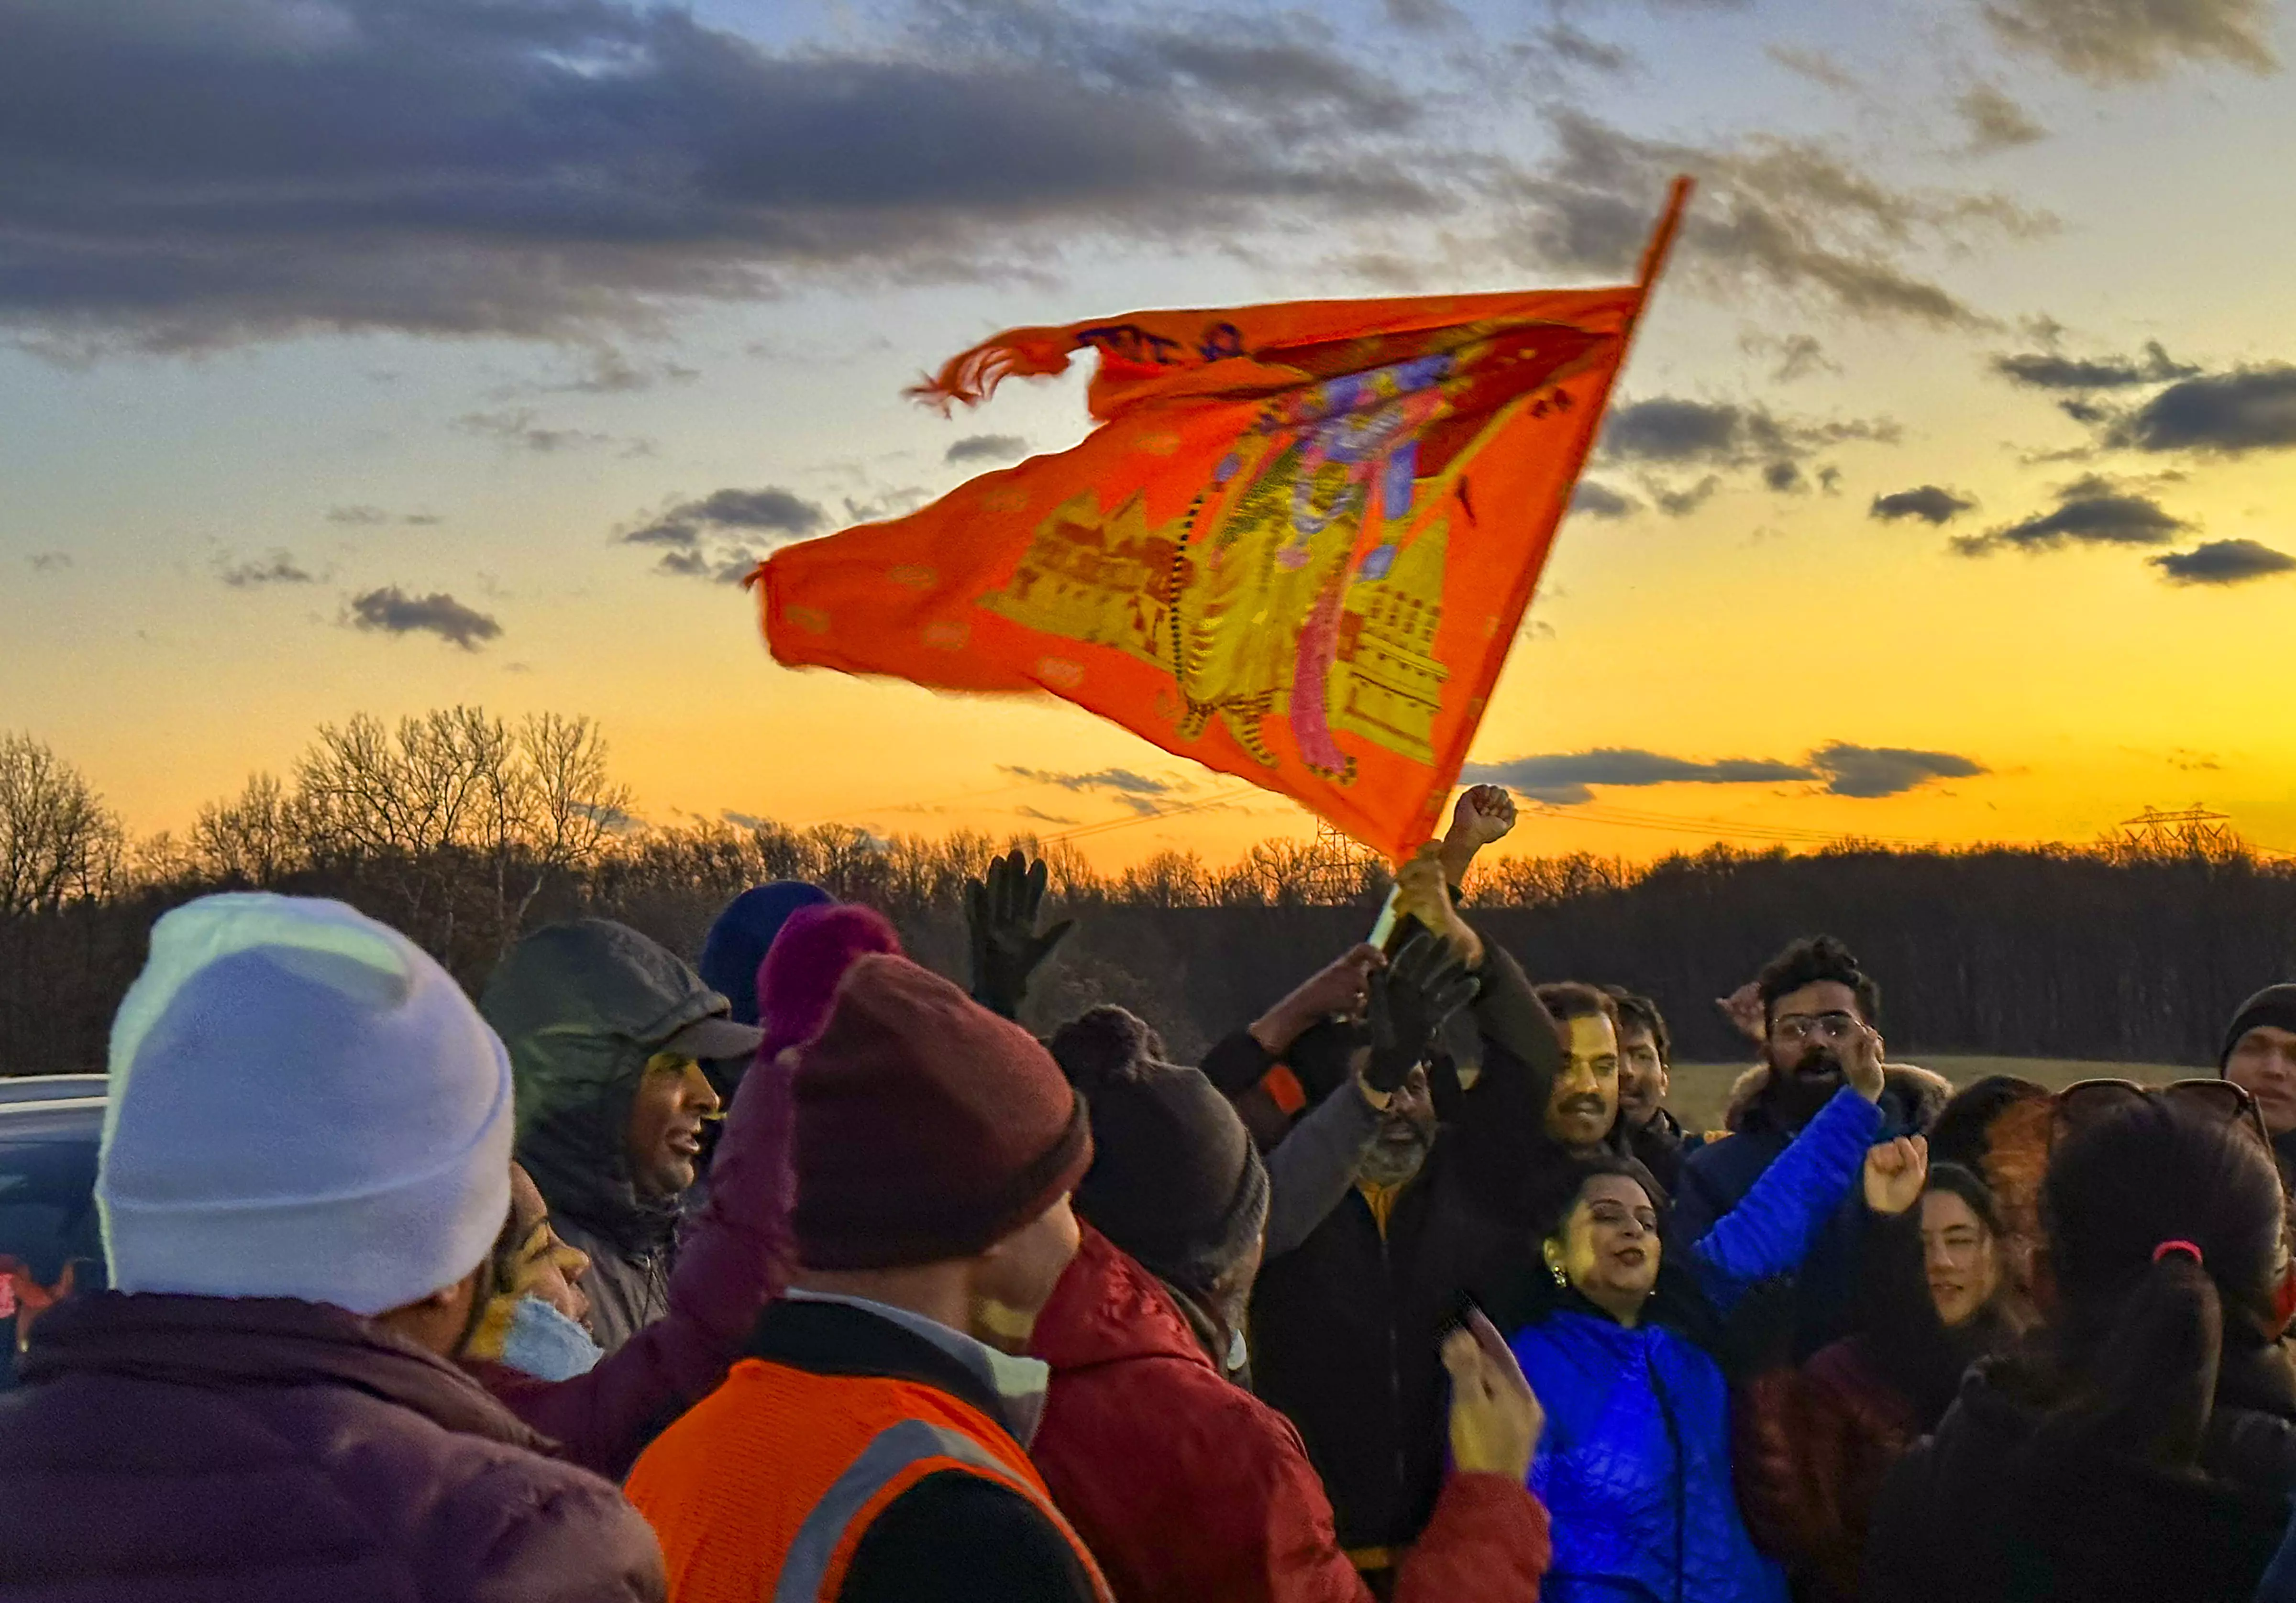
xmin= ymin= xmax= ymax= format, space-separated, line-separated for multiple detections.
xmin=1652 ymin=474 xmax=1723 ymax=517
xmin=1569 ymin=480 xmax=1639 ymax=519
xmin=548 ymin=349 xmax=699 ymax=395
xmin=1604 ymin=394 xmax=1894 ymax=512
xmin=454 ymin=409 xmax=619 ymax=454
xmin=1871 ymin=485 xmax=1976 ymax=524
xmin=626 ymin=486 xmax=828 ymax=582
xmin=1531 ymin=22 xmax=1636 ymax=74
xmin=1767 ymin=46 xmax=1860 ymax=93
xmin=345 ymin=586 xmax=502 ymax=650
xmin=2149 ymin=538 xmax=2296 ymax=586
xmin=1004 ymin=765 xmax=1178 ymax=798
xmin=1 ymin=0 xmax=1442 ymax=354
xmin=1991 ymin=340 xmax=2197 ymax=390
xmin=1956 ymin=84 xmax=2047 ymax=152
xmin=1603 ymin=396 xmax=1900 ymax=466
xmin=1982 ymin=0 xmax=2274 ymax=84
xmin=217 ymin=550 xmax=316 ymax=588
xmin=946 ymin=434 xmax=1030 ymax=465
xmin=1013 ymin=804 xmax=1082 ymax=825
xmin=1745 ymin=332 xmax=1835 ymax=384
xmin=1382 ymin=0 xmax=1463 ymax=28
xmin=27 ymin=551 xmax=71 ymax=573
xmin=326 ymin=504 xmax=441 ymax=527
xmin=1807 ymin=741 xmax=1987 ymax=798
xmin=1952 ymin=476 xmax=2188 ymax=554
xmin=1463 ymin=748 xmax=1811 ymax=806
xmin=1507 ymin=107 xmax=2049 ymax=328
xmin=2109 ymin=366 xmax=2296 ymax=455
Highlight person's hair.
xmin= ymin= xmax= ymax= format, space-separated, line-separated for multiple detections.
xmin=1755 ymin=935 xmax=1881 ymax=1030
xmin=1927 ymin=1075 xmax=2050 ymax=1174
xmin=1536 ymin=981 xmax=1621 ymax=1035
xmin=2035 ymin=1099 xmax=2284 ymax=1467
xmin=1923 ymin=1160 xmax=2004 ymax=1238
xmin=1603 ymin=987 xmax=1671 ymax=1067
xmin=1530 ymin=1152 xmax=1668 ymax=1241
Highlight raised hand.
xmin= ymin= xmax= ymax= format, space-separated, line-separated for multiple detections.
xmin=1443 ymin=1307 xmax=1544 ymax=1482
xmin=1439 ymin=784 xmax=1519 ymax=885
xmin=1842 ymin=1021 xmax=1887 ymax=1102
xmin=1450 ymin=784 xmax=1519 ymax=849
xmin=1863 ymin=1134 xmax=1930 ymax=1216
xmin=1394 ymin=844 xmax=1484 ymax=967
xmin=1363 ymin=931 xmax=1480 ymax=1094
xmin=1715 ymin=981 xmax=1766 ymax=1046
xmin=966 ymin=849 xmax=1075 ymax=1020
xmin=1248 ymin=944 xmax=1384 ymax=1056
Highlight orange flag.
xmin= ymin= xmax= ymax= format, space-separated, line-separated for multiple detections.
xmin=755 ymin=181 xmax=1689 ymax=860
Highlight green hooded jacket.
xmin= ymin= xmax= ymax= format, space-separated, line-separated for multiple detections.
xmin=481 ymin=919 xmax=738 ymax=1352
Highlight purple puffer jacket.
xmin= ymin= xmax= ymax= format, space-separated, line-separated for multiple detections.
xmin=0 ymin=1293 xmax=664 ymax=1603
xmin=469 ymin=1034 xmax=794 ymax=1479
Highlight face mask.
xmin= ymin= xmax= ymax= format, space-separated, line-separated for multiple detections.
xmin=499 ymin=1294 xmax=604 ymax=1382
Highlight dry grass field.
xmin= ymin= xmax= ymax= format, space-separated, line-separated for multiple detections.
xmin=1666 ymin=1056 xmax=2196 ymax=1136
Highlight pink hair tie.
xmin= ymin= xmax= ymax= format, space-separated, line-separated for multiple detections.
xmin=2153 ymin=1239 xmax=2204 ymax=1265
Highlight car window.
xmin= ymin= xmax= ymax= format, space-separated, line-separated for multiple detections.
xmin=0 ymin=1133 xmax=104 ymax=1393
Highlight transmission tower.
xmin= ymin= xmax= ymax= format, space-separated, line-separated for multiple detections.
xmin=2117 ymin=804 xmax=2240 ymax=857
xmin=1300 ymin=819 xmax=1379 ymax=904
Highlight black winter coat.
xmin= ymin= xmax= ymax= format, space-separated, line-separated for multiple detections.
xmin=1248 ymin=943 xmax=1566 ymax=1554
xmin=1865 ymin=1341 xmax=2296 ymax=1603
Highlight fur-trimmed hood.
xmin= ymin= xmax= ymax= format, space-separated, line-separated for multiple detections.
xmin=1722 ymin=1061 xmax=1953 ymax=1135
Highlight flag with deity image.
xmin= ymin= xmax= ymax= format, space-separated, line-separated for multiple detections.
xmin=749 ymin=181 xmax=1690 ymax=860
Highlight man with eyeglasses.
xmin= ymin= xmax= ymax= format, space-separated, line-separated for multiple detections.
xmin=1673 ymin=935 xmax=1950 ymax=1359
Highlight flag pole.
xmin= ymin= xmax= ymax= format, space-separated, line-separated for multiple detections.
xmin=1635 ymin=176 xmax=1694 ymax=296
xmin=1393 ymin=176 xmax=1694 ymax=875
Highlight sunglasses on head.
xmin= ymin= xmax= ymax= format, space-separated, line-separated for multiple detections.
xmin=2051 ymin=1077 xmax=2273 ymax=1155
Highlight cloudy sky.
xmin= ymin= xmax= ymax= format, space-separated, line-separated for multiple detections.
xmin=5 ymin=0 xmax=2294 ymax=866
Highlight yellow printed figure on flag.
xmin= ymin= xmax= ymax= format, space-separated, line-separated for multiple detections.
xmin=755 ymin=181 xmax=1688 ymax=860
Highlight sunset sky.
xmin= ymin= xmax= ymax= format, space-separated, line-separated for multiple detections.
xmin=5 ymin=0 xmax=2295 ymax=869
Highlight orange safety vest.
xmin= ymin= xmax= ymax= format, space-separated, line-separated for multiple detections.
xmin=626 ymin=1356 xmax=1113 ymax=1603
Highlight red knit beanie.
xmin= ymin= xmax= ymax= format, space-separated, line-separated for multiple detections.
xmin=792 ymin=954 xmax=1092 ymax=1270
xmin=758 ymin=902 xmax=904 ymax=1063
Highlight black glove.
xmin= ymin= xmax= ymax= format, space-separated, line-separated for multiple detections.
xmin=966 ymin=850 xmax=1075 ymax=1020
xmin=1363 ymin=930 xmax=1480 ymax=1094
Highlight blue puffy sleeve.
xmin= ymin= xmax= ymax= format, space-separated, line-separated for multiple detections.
xmin=1689 ymin=1087 xmax=1882 ymax=1314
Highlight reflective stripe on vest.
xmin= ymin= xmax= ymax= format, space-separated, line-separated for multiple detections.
xmin=780 ymin=1417 xmax=1084 ymax=1602
xmin=627 ymin=1359 xmax=1112 ymax=1603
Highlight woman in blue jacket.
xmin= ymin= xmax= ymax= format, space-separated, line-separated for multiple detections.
xmin=1504 ymin=1066 xmax=1927 ymax=1603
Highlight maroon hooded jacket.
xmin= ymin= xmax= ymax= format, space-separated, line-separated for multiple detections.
xmin=1029 ymin=1224 xmax=1550 ymax=1603
xmin=0 ymin=1293 xmax=663 ymax=1602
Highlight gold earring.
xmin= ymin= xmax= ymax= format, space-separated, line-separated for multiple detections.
xmin=1548 ymin=1260 xmax=1568 ymax=1288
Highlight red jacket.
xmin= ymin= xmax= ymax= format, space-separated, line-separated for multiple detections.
xmin=1734 ymin=1337 xmax=1921 ymax=1603
xmin=1029 ymin=1225 xmax=1549 ymax=1603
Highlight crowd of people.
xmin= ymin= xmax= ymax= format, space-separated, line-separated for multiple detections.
xmin=6 ymin=782 xmax=2296 ymax=1602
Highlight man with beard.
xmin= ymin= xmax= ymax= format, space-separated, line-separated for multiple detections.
xmin=1250 ymin=851 xmax=1567 ymax=1593
xmin=1673 ymin=936 xmax=1949 ymax=1359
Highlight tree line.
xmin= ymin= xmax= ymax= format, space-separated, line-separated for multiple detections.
xmin=4 ymin=710 xmax=2291 ymax=1076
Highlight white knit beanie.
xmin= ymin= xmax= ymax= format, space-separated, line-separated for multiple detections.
xmin=99 ymin=894 xmax=514 ymax=1317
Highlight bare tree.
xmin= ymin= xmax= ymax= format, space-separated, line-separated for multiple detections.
xmin=0 ymin=733 xmax=125 ymax=918
xmin=191 ymin=772 xmax=310 ymax=884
